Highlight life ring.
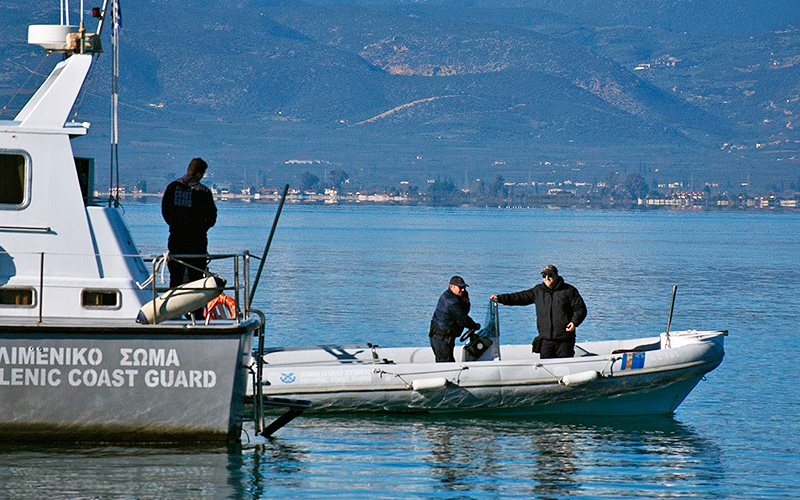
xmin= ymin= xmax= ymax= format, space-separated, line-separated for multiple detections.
xmin=205 ymin=293 xmax=237 ymax=320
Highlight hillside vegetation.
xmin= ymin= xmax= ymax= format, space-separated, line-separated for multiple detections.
xmin=0 ymin=0 xmax=797 ymax=191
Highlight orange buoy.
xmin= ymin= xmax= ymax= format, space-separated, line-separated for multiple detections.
xmin=205 ymin=293 xmax=237 ymax=320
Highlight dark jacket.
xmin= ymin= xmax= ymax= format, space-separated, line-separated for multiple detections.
xmin=431 ymin=289 xmax=480 ymax=337
xmin=162 ymin=174 xmax=217 ymax=238
xmin=496 ymin=277 xmax=587 ymax=341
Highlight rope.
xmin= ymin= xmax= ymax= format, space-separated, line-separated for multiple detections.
xmin=136 ymin=252 xmax=169 ymax=289
xmin=601 ymin=356 xmax=622 ymax=377
xmin=373 ymin=365 xmax=469 ymax=389
xmin=537 ymin=356 xmax=620 ymax=379
xmin=534 ymin=363 xmax=559 ymax=379
xmin=0 ymin=54 xmax=53 ymax=118
xmin=70 ymin=53 xmax=99 ymax=122
xmin=373 ymin=368 xmax=413 ymax=388
xmin=454 ymin=366 xmax=468 ymax=385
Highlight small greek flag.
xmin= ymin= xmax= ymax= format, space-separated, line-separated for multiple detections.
xmin=112 ymin=0 xmax=122 ymax=34
xmin=621 ymin=352 xmax=646 ymax=370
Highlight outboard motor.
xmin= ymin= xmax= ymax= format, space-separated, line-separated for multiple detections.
xmin=461 ymin=329 xmax=493 ymax=361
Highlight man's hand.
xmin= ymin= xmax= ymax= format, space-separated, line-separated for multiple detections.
xmin=566 ymin=322 xmax=575 ymax=332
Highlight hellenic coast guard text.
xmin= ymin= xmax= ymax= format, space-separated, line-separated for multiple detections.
xmin=0 ymin=346 xmax=217 ymax=388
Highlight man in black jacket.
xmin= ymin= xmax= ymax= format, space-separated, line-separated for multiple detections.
xmin=162 ymin=158 xmax=217 ymax=288
xmin=491 ymin=265 xmax=587 ymax=359
xmin=430 ymin=275 xmax=481 ymax=362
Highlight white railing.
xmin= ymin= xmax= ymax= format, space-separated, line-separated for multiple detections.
xmin=0 ymin=250 xmax=256 ymax=325
xmin=142 ymin=251 xmax=253 ymax=324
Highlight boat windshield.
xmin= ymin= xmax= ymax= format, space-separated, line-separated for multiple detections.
xmin=476 ymin=300 xmax=500 ymax=342
xmin=467 ymin=300 xmax=501 ymax=360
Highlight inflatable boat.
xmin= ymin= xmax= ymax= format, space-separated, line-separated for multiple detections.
xmin=252 ymin=304 xmax=726 ymax=416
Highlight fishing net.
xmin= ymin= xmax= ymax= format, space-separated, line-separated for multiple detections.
xmin=462 ymin=301 xmax=500 ymax=361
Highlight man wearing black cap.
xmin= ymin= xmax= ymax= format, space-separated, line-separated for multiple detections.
xmin=430 ymin=276 xmax=481 ymax=362
xmin=491 ymin=265 xmax=587 ymax=359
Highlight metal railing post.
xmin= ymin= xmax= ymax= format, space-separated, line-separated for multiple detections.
xmin=151 ymin=258 xmax=158 ymax=324
xmin=243 ymin=251 xmax=251 ymax=320
xmin=233 ymin=255 xmax=240 ymax=324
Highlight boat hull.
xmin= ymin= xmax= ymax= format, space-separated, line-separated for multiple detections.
xmin=0 ymin=319 xmax=258 ymax=444
xmin=254 ymin=331 xmax=725 ymax=416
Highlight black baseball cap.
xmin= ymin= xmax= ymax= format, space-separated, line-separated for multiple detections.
xmin=449 ymin=275 xmax=468 ymax=287
xmin=541 ymin=265 xmax=558 ymax=277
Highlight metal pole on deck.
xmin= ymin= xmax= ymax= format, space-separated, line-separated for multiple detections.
xmin=248 ymin=309 xmax=267 ymax=435
xmin=256 ymin=322 xmax=265 ymax=435
xmin=248 ymin=184 xmax=289 ymax=309
xmin=665 ymin=285 xmax=677 ymax=348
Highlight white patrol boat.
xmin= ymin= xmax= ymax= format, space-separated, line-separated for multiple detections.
xmin=0 ymin=2 xmax=265 ymax=444
xmin=252 ymin=301 xmax=726 ymax=415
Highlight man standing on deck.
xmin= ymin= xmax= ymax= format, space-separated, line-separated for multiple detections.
xmin=491 ymin=265 xmax=587 ymax=359
xmin=162 ymin=158 xmax=217 ymax=289
xmin=430 ymin=276 xmax=481 ymax=362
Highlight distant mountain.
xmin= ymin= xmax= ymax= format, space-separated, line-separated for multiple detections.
xmin=316 ymin=0 xmax=800 ymax=35
xmin=0 ymin=0 xmax=797 ymax=190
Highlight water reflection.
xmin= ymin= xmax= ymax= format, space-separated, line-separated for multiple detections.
xmin=422 ymin=421 xmax=502 ymax=495
xmin=417 ymin=417 xmax=584 ymax=498
xmin=229 ymin=435 xmax=314 ymax=499
xmin=243 ymin=414 xmax=724 ymax=499
xmin=0 ymin=443 xmax=236 ymax=499
xmin=0 ymin=414 xmax=724 ymax=499
xmin=529 ymin=427 xmax=580 ymax=499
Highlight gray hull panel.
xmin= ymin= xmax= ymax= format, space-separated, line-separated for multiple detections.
xmin=266 ymin=361 xmax=718 ymax=416
xmin=0 ymin=321 xmax=257 ymax=444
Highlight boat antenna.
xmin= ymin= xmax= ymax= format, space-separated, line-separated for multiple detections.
xmin=78 ymin=0 xmax=119 ymax=206
xmin=248 ymin=184 xmax=290 ymax=309
xmin=82 ymin=0 xmax=120 ymax=206
xmin=94 ymin=0 xmax=110 ymax=35
xmin=665 ymin=285 xmax=677 ymax=348
xmin=108 ymin=0 xmax=121 ymax=207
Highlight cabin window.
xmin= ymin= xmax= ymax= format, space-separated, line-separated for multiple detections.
xmin=0 ymin=154 xmax=27 ymax=206
xmin=0 ymin=287 xmax=36 ymax=308
xmin=82 ymin=289 xmax=121 ymax=309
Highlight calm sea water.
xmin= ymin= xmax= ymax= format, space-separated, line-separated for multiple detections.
xmin=2 ymin=203 xmax=799 ymax=499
